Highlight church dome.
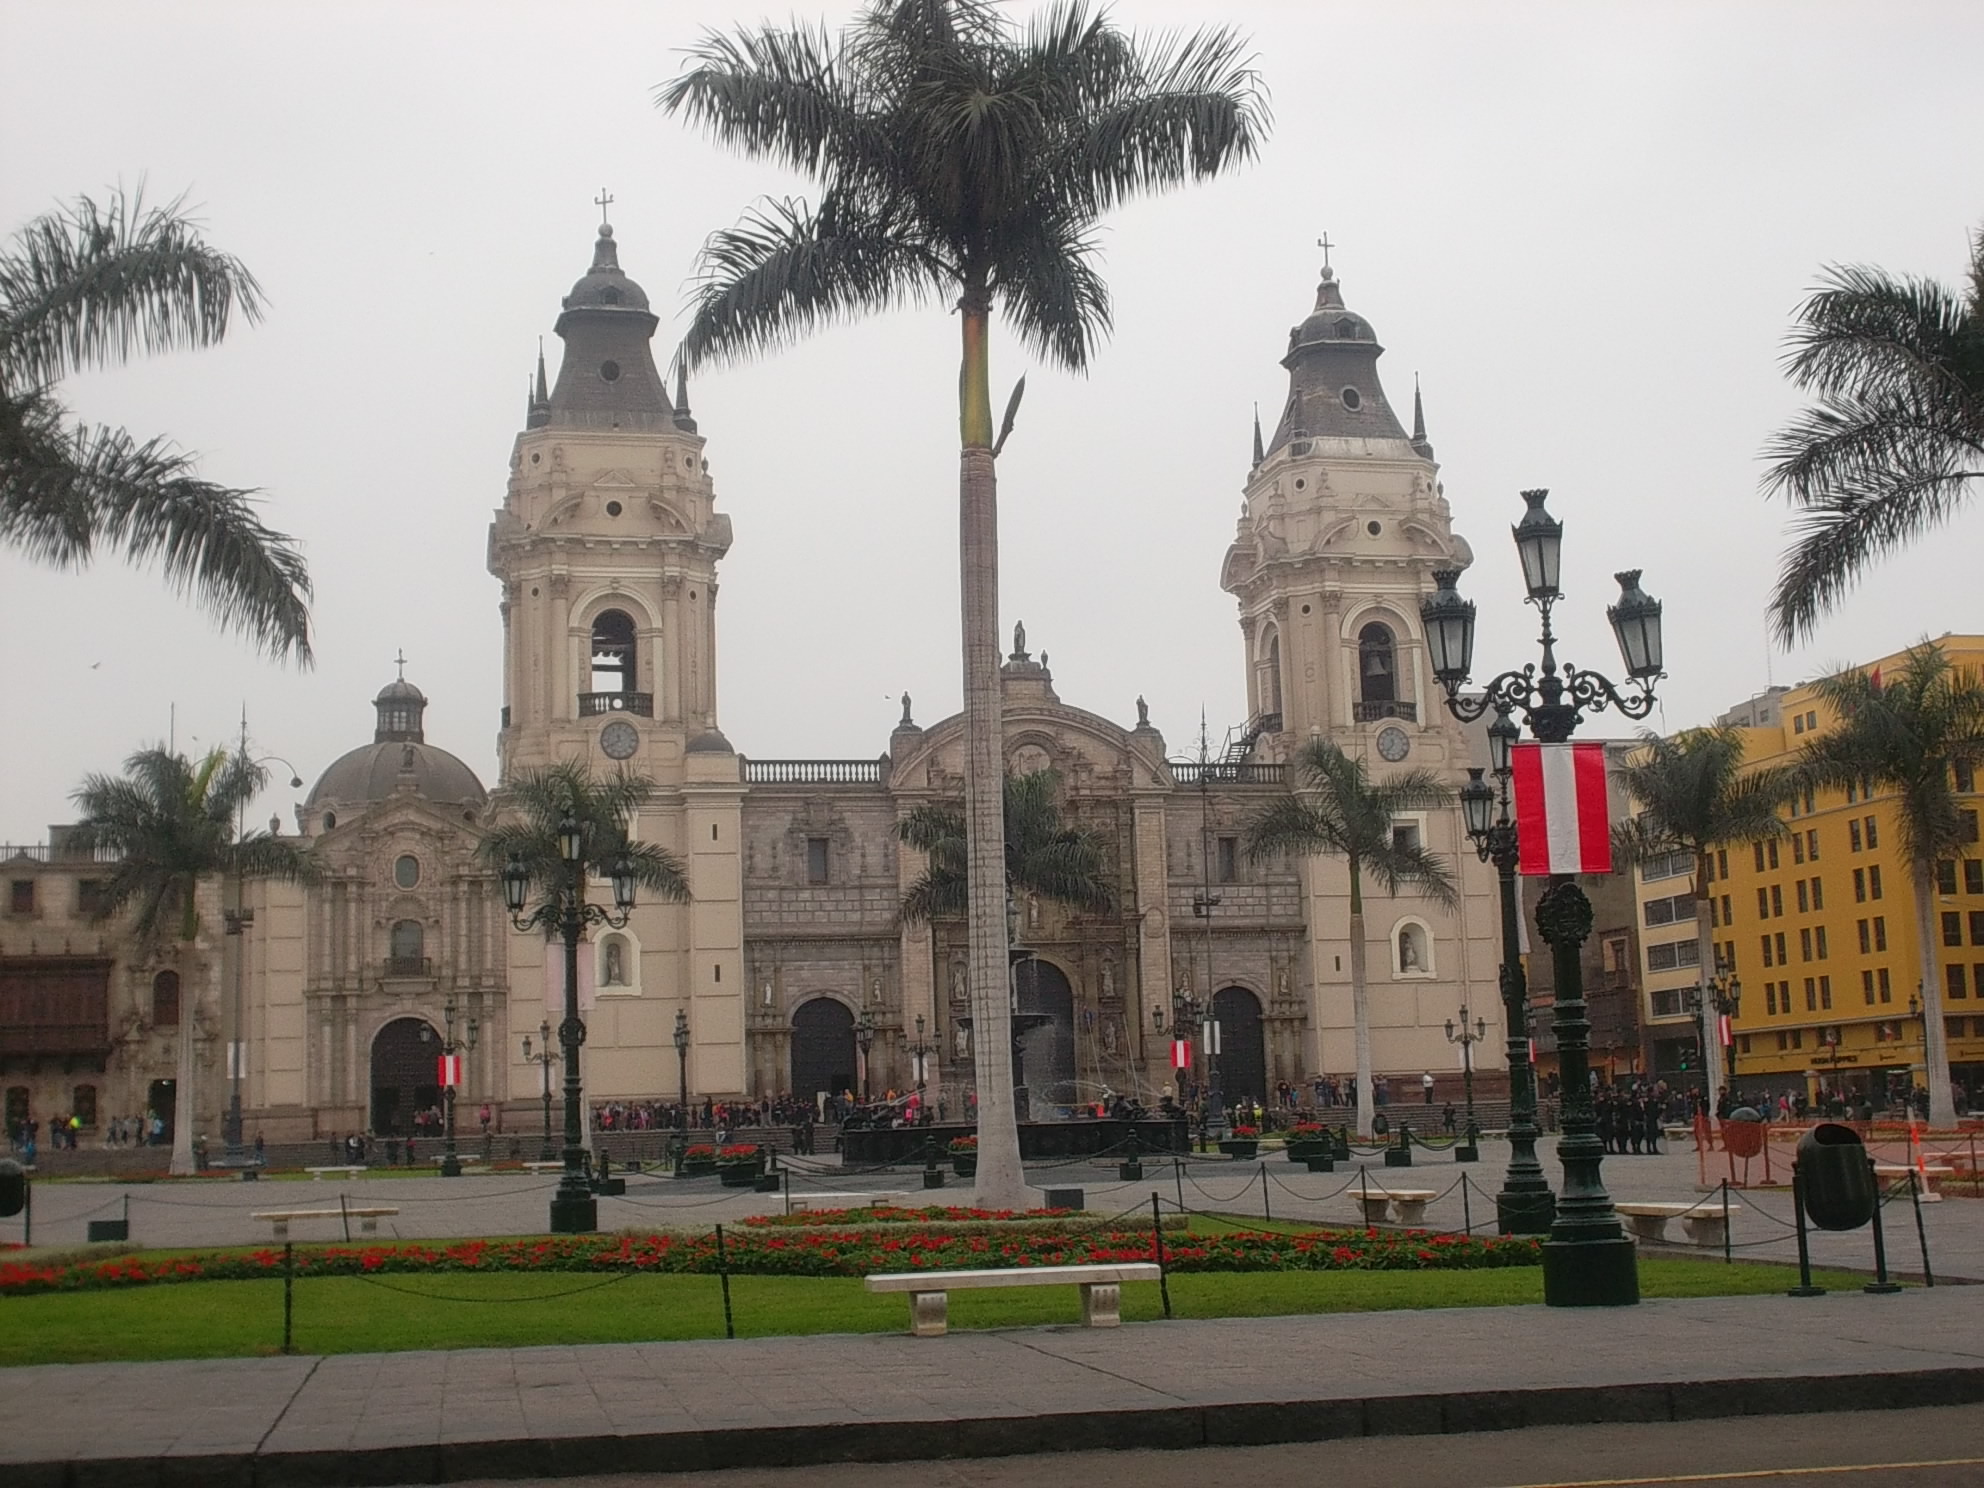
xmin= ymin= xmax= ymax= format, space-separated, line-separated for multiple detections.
xmin=685 ymin=727 xmax=734 ymax=754
xmin=1266 ymin=263 xmax=1408 ymax=454
xmin=560 ymin=225 xmax=653 ymax=314
xmin=305 ymin=671 xmax=488 ymax=813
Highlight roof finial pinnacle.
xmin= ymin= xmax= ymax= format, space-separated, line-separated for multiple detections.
xmin=1316 ymin=230 xmax=1335 ymax=279
xmin=394 ymin=647 xmax=408 ymax=681
xmin=594 ymin=187 xmax=615 ymax=235
xmin=1251 ymin=402 xmax=1264 ymax=467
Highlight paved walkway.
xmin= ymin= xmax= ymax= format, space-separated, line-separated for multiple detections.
xmin=5 ymin=1288 xmax=1984 ymax=1487
xmin=13 ymin=1140 xmax=1980 ymax=1281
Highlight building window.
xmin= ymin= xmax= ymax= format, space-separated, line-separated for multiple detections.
xmin=1641 ymin=850 xmax=1692 ymax=882
xmin=1804 ymin=977 xmax=1817 ymax=1012
xmin=8 ymin=879 xmax=33 ymax=915
xmin=1709 ymin=898 xmax=1719 ymax=928
xmin=1807 ymin=828 xmax=1819 ymax=860
xmin=1761 ymin=935 xmax=1774 ymax=968
xmin=1959 ymin=762 xmax=1976 ymax=793
xmin=1938 ymin=860 xmax=1959 ymax=895
xmin=1722 ymin=894 xmax=1733 ymax=924
xmin=152 ymin=969 xmax=180 ymax=1026
xmin=1357 ymin=623 xmax=1397 ymax=706
xmin=1792 ymin=834 xmax=1806 ymax=865
xmin=389 ymin=920 xmax=424 ymax=966
xmin=1847 ymin=781 xmax=1858 ymax=804
xmin=1765 ymin=983 xmax=1778 ymax=1015
xmin=1947 ymin=964 xmax=1968 ymax=1001
xmin=1645 ymin=939 xmax=1700 ymax=971
xmin=1853 ymin=868 xmax=1866 ymax=902
xmin=76 ymin=879 xmax=107 ymax=917
xmin=1775 ymin=931 xmax=1787 ymax=963
xmin=1850 ymin=820 xmax=1862 ymax=852
xmin=394 ymin=854 xmax=420 ymax=889
xmin=1767 ymin=840 xmax=1780 ymax=870
xmin=1857 ymin=919 xmax=1870 ymax=953
xmin=1862 ymin=969 xmax=1876 ymax=1005
xmin=1752 ymin=842 xmax=1765 ymax=873
xmin=1945 ymin=912 xmax=1965 ymax=947
xmin=72 ymin=1084 xmax=98 ymax=1127
xmin=1757 ymin=887 xmax=1771 ymax=920
xmin=1643 ymin=892 xmax=1696 ymax=927
xmin=1789 ymin=1028 xmax=1803 ymax=1050
xmin=1819 ymin=975 xmax=1832 ymax=1009
xmin=1263 ymin=633 xmax=1284 ymax=715
xmin=1770 ymin=884 xmax=1783 ymax=917
xmin=1874 ymin=916 xmax=1887 ymax=951
xmin=1717 ymin=849 xmax=1729 ymax=878
xmin=1800 ymin=928 xmax=1813 ymax=961
xmin=1794 ymin=714 xmax=1805 ymax=735
xmin=1878 ymin=967 xmax=1892 ymax=1002
xmin=1970 ymin=910 xmax=1984 ymax=945
xmin=1796 ymin=880 xmax=1809 ymax=913
xmin=1869 ymin=865 xmax=1883 ymax=899
xmin=1216 ymin=836 xmax=1239 ymax=884
xmin=1967 ymin=860 xmax=1984 ymax=894
xmin=1776 ymin=1031 xmax=1789 ymax=1051
xmin=806 ymin=837 xmax=830 ymax=886
xmin=1864 ymin=816 xmax=1878 ymax=849
xmin=1815 ymin=926 xmax=1828 ymax=959
xmin=1811 ymin=877 xmax=1823 ymax=910
xmin=589 ymin=609 xmax=637 ymax=693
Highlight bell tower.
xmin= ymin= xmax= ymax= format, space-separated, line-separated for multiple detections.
xmin=490 ymin=214 xmax=746 ymax=1099
xmin=1220 ymin=255 xmax=1499 ymax=1091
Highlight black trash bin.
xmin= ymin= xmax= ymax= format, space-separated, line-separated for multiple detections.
xmin=1796 ymin=1122 xmax=1878 ymax=1231
xmin=0 ymin=1158 xmax=23 ymax=1218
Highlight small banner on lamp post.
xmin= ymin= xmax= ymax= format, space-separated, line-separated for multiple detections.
xmin=1511 ymin=741 xmax=1612 ymax=876
xmin=1172 ymin=1038 xmax=1191 ymax=1070
xmin=438 ymin=1053 xmax=463 ymax=1088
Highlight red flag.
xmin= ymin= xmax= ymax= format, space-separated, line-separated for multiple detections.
xmin=1171 ymin=1039 xmax=1191 ymax=1071
xmin=1718 ymin=1014 xmax=1732 ymax=1048
xmin=1512 ymin=742 xmax=1611 ymax=876
xmin=438 ymin=1053 xmax=463 ymax=1088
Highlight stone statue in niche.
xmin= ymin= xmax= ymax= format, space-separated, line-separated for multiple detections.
xmin=1399 ymin=930 xmax=1420 ymax=971
xmin=953 ymin=1021 xmax=970 ymax=1059
xmin=762 ymin=980 xmax=774 ymax=1007
xmin=602 ymin=939 xmax=625 ymax=985
xmin=1099 ymin=959 xmax=1116 ymax=1003
xmin=950 ymin=960 xmax=967 ymax=1004
xmin=1101 ymin=1016 xmax=1119 ymax=1057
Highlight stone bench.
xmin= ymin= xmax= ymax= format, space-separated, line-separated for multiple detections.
xmin=251 ymin=1206 xmax=400 ymax=1240
xmin=522 ymin=1161 xmax=565 ymax=1173
xmin=864 ymin=1262 xmax=1161 ymax=1337
xmin=1875 ymin=1164 xmax=1955 ymax=1202
xmin=303 ymin=1165 xmax=366 ymax=1180
xmin=1354 ymin=1188 xmax=1437 ymax=1225
xmin=789 ymin=1191 xmax=910 ymax=1212
xmin=1616 ymin=1201 xmax=1741 ymax=1247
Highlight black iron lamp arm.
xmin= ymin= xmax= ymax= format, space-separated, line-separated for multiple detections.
xmin=509 ymin=894 xmax=632 ymax=937
xmin=1440 ymin=663 xmax=1659 ymax=740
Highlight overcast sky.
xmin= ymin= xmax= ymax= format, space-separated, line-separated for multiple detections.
xmin=3 ymin=0 xmax=1980 ymax=845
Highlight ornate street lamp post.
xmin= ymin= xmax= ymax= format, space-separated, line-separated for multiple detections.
xmin=854 ymin=1009 xmax=876 ymax=1102
xmin=1460 ymin=734 xmax=1556 ymax=1234
xmin=1152 ymin=990 xmax=1209 ymax=1151
xmin=521 ymin=1021 xmax=557 ymax=1162
xmin=1444 ymin=1004 xmax=1487 ymax=1162
xmin=671 ymin=1009 xmax=691 ymax=1168
xmin=1422 ymin=487 xmax=1666 ymax=1307
xmin=421 ymin=996 xmax=479 ymax=1177
xmin=1703 ymin=965 xmax=1741 ymax=1095
xmin=504 ymin=813 xmax=636 ymax=1234
xmin=909 ymin=1013 xmax=934 ymax=1118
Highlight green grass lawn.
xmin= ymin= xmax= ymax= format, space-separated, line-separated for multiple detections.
xmin=0 ymin=1259 xmax=1876 ymax=1368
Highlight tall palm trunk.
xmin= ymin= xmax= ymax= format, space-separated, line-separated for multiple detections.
xmin=1910 ymin=861 xmax=1956 ymax=1127
xmin=1348 ymin=859 xmax=1373 ymax=1141
xmin=958 ymin=291 xmax=1030 ymax=1207
xmin=169 ymin=885 xmax=200 ymax=1176
xmin=1694 ymin=851 xmax=1724 ymax=1114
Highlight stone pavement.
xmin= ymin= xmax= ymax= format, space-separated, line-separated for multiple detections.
xmin=14 ymin=1139 xmax=1980 ymax=1282
xmin=5 ymin=1288 xmax=1984 ymax=1487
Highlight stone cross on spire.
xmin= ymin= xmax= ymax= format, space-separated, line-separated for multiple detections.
xmin=595 ymin=188 xmax=614 ymax=229
xmin=1317 ymin=231 xmax=1334 ymax=271
xmin=394 ymin=647 xmax=408 ymax=680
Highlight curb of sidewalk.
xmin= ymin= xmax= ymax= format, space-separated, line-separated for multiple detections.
xmin=19 ymin=1362 xmax=1984 ymax=1488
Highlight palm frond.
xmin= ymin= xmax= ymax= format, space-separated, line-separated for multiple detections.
xmin=0 ymin=385 xmax=94 ymax=565
xmin=1782 ymin=261 xmax=1971 ymax=405
xmin=989 ymin=208 xmax=1109 ymax=372
xmin=1360 ymin=834 xmax=1459 ymax=911
xmin=680 ymin=195 xmax=951 ymax=368
xmin=0 ymin=185 xmax=264 ymax=385
xmin=1241 ymin=794 xmax=1339 ymax=862
xmin=899 ymin=865 xmax=966 ymax=922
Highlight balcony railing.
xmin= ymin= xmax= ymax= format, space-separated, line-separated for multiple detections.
xmin=579 ymin=692 xmax=653 ymax=718
xmin=1353 ymin=700 xmax=1417 ymax=723
xmin=1174 ymin=763 xmax=1286 ymax=786
xmin=383 ymin=956 xmax=433 ymax=978
xmin=742 ymin=759 xmax=886 ymax=785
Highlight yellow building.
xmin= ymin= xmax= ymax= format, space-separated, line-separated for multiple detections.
xmin=1697 ymin=636 xmax=1984 ymax=1111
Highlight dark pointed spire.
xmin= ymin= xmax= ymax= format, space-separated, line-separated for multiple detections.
xmin=673 ymin=352 xmax=697 ymax=434
xmin=1251 ymin=403 xmax=1264 ymax=467
xmin=526 ymin=338 xmax=551 ymax=429
xmin=1410 ymin=373 xmax=1434 ymax=460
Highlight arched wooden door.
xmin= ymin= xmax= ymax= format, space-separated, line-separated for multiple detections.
xmin=371 ymin=1016 xmax=438 ymax=1136
xmin=791 ymin=998 xmax=856 ymax=1103
xmin=1015 ymin=958 xmax=1078 ymax=1112
xmin=1212 ymin=986 xmax=1267 ymax=1110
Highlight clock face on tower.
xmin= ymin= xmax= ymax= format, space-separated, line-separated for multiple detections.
xmin=599 ymin=719 xmax=640 ymax=760
xmin=1376 ymin=726 xmax=1411 ymax=763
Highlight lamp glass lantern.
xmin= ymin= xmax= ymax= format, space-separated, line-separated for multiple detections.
xmin=672 ymin=1008 xmax=689 ymax=1053
xmin=502 ymin=853 xmax=529 ymax=913
xmin=557 ymin=812 xmax=584 ymax=864
xmin=1512 ymin=488 xmax=1563 ymax=601
xmin=1487 ymin=713 xmax=1519 ymax=778
xmin=1420 ymin=568 xmax=1477 ymax=685
xmin=610 ymin=852 xmax=636 ymax=911
xmin=1606 ymin=569 xmax=1665 ymax=680
xmin=1151 ymin=1005 xmax=1166 ymax=1033
xmin=1460 ymin=768 xmax=1496 ymax=843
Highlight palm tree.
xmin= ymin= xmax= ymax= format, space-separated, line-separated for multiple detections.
xmin=896 ymin=767 xmax=1116 ymax=922
xmin=1 ymin=188 xmax=312 ymax=662
xmin=1763 ymin=225 xmax=1984 ymax=644
xmin=71 ymin=747 xmax=315 ymax=1174
xmin=481 ymin=760 xmax=692 ymax=915
xmin=1612 ymin=727 xmax=1791 ymax=1114
xmin=1795 ymin=643 xmax=1984 ymax=1128
xmin=1242 ymin=739 xmax=1456 ymax=1139
xmin=661 ymin=0 xmax=1266 ymax=1205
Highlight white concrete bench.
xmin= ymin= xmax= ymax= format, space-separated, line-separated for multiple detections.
xmin=252 ymin=1206 xmax=399 ymax=1239
xmin=522 ymin=1160 xmax=565 ymax=1173
xmin=1617 ymin=1201 xmax=1741 ymax=1247
xmin=1876 ymin=1164 xmax=1955 ymax=1202
xmin=789 ymin=1190 xmax=911 ymax=1212
xmin=865 ymin=1262 xmax=1161 ymax=1336
xmin=303 ymin=1165 xmax=366 ymax=1180
xmin=1354 ymin=1188 xmax=1437 ymax=1225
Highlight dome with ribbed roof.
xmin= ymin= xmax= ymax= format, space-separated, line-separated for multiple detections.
xmin=1266 ymin=265 xmax=1408 ymax=454
xmin=305 ymin=673 xmax=487 ymax=814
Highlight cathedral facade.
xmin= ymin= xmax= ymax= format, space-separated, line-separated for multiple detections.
xmin=0 ymin=228 xmax=1505 ymax=1146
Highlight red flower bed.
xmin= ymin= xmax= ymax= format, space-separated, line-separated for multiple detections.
xmin=0 ymin=1226 xmax=1538 ymax=1296
xmin=718 ymin=1144 xmax=763 ymax=1162
xmin=682 ymin=1145 xmax=717 ymax=1160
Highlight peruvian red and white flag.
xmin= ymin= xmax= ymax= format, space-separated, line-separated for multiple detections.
xmin=1172 ymin=1038 xmax=1192 ymax=1071
xmin=1511 ymin=741 xmax=1612 ymax=876
xmin=437 ymin=1053 xmax=464 ymax=1088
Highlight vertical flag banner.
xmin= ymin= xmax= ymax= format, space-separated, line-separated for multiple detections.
xmin=1719 ymin=1014 xmax=1733 ymax=1048
xmin=438 ymin=1053 xmax=463 ymax=1087
xmin=1511 ymin=741 xmax=1612 ymax=876
xmin=1172 ymin=1038 xmax=1191 ymax=1071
